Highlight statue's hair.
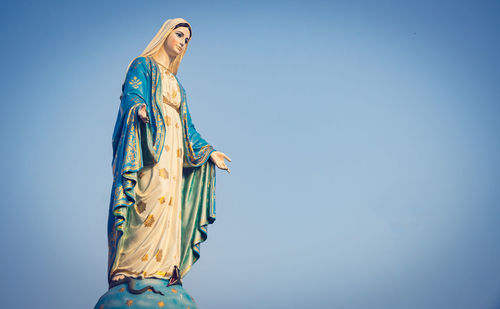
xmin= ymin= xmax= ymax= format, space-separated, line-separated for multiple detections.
xmin=173 ymin=23 xmax=192 ymax=38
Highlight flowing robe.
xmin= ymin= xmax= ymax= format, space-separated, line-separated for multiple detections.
xmin=107 ymin=56 xmax=216 ymax=283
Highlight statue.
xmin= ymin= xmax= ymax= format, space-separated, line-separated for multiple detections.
xmin=94 ymin=18 xmax=231 ymax=309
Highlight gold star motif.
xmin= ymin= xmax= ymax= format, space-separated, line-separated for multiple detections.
xmin=159 ymin=196 xmax=166 ymax=204
xmin=158 ymin=301 xmax=165 ymax=307
xmin=142 ymin=254 xmax=148 ymax=261
xmin=166 ymin=115 xmax=171 ymax=126
xmin=126 ymin=299 xmax=133 ymax=306
xmin=159 ymin=168 xmax=169 ymax=179
xmin=155 ymin=249 xmax=163 ymax=262
xmin=144 ymin=215 xmax=155 ymax=227
xmin=119 ymin=287 xmax=125 ymax=292
xmin=171 ymin=288 xmax=178 ymax=294
xmin=168 ymin=197 xmax=173 ymax=206
xmin=136 ymin=201 xmax=146 ymax=214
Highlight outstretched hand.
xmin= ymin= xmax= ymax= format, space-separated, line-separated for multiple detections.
xmin=210 ymin=151 xmax=232 ymax=174
xmin=138 ymin=104 xmax=149 ymax=123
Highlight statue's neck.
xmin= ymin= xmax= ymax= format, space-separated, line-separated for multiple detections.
xmin=152 ymin=48 xmax=175 ymax=70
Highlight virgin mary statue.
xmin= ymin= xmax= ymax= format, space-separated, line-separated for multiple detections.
xmin=106 ymin=18 xmax=231 ymax=291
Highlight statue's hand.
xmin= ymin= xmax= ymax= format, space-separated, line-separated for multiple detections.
xmin=138 ymin=104 xmax=149 ymax=123
xmin=210 ymin=151 xmax=232 ymax=174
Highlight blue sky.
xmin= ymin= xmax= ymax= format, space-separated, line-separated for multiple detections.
xmin=1 ymin=1 xmax=500 ymax=308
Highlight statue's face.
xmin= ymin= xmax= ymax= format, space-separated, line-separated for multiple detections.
xmin=164 ymin=26 xmax=191 ymax=58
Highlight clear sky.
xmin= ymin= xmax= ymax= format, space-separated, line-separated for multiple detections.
xmin=1 ymin=0 xmax=500 ymax=308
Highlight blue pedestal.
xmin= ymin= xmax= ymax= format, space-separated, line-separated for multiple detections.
xmin=94 ymin=278 xmax=197 ymax=309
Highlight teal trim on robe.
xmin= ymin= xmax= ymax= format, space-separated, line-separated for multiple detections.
xmin=107 ymin=56 xmax=216 ymax=283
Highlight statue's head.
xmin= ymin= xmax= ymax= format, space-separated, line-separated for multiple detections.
xmin=129 ymin=18 xmax=192 ymax=75
xmin=163 ymin=23 xmax=192 ymax=59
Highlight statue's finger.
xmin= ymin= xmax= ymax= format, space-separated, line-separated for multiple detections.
xmin=223 ymin=154 xmax=232 ymax=162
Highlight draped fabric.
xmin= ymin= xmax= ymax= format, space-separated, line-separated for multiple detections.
xmin=107 ymin=55 xmax=216 ymax=283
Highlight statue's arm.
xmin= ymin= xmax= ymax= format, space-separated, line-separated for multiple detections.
xmin=111 ymin=57 xmax=151 ymax=170
xmin=183 ymin=101 xmax=231 ymax=172
xmin=185 ymin=104 xmax=212 ymax=147
xmin=181 ymin=102 xmax=216 ymax=166
xmin=185 ymin=103 xmax=215 ymax=151
xmin=120 ymin=57 xmax=150 ymax=115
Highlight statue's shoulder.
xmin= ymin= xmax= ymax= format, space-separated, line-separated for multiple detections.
xmin=129 ymin=56 xmax=153 ymax=72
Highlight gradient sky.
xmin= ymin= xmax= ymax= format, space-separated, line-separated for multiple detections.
xmin=1 ymin=1 xmax=500 ymax=308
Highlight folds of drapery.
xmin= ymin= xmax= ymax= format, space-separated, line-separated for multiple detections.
xmin=108 ymin=56 xmax=216 ymax=283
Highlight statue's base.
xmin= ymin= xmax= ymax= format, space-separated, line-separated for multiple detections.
xmin=94 ymin=278 xmax=197 ymax=309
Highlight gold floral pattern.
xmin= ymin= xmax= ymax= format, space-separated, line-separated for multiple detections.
xmin=144 ymin=215 xmax=155 ymax=227
xmin=141 ymin=254 xmax=149 ymax=261
xmin=159 ymin=168 xmax=169 ymax=179
xmin=159 ymin=196 xmax=166 ymax=204
xmin=129 ymin=76 xmax=142 ymax=89
xmin=126 ymin=299 xmax=133 ymax=306
xmin=158 ymin=301 xmax=165 ymax=307
xmin=159 ymin=62 xmax=180 ymax=106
